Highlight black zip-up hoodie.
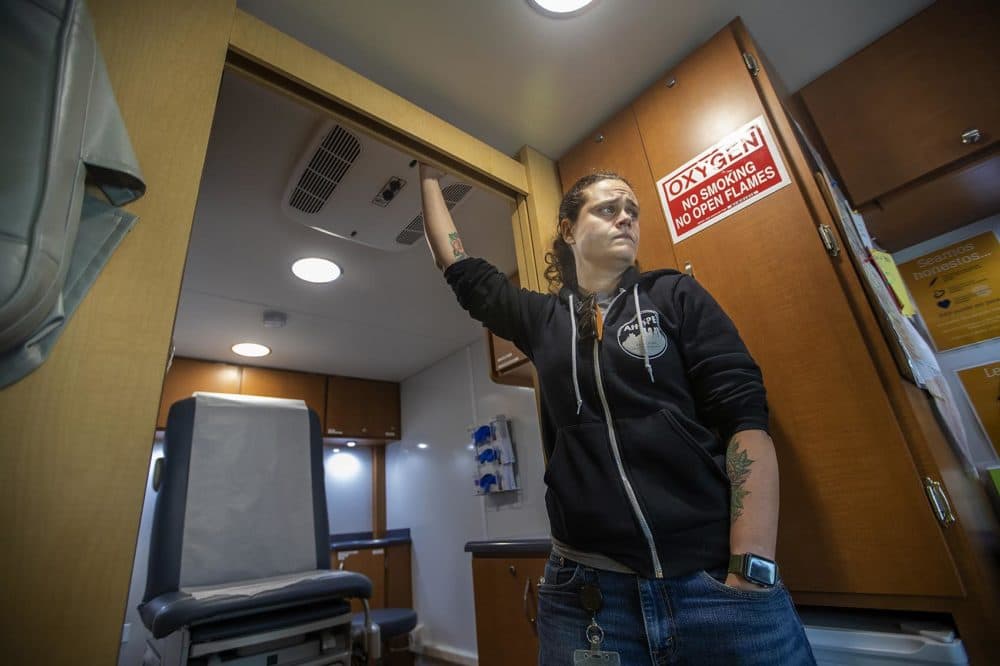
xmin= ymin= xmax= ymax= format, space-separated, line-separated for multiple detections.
xmin=445 ymin=257 xmax=769 ymax=579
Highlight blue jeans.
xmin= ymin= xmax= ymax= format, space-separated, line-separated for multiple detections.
xmin=537 ymin=554 xmax=817 ymax=665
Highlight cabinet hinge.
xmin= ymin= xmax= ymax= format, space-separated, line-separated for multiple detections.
xmin=742 ymin=52 xmax=759 ymax=78
xmin=923 ymin=477 xmax=957 ymax=527
xmin=817 ymin=224 xmax=840 ymax=257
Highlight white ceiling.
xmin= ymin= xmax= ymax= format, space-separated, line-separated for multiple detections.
xmin=176 ymin=0 xmax=933 ymax=382
xmin=237 ymin=0 xmax=932 ymax=158
xmin=174 ymin=72 xmax=518 ymax=381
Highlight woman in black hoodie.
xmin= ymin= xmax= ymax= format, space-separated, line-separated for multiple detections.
xmin=420 ymin=164 xmax=814 ymax=665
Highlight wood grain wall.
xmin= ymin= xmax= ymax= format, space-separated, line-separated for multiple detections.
xmin=0 ymin=1 xmax=236 ymax=661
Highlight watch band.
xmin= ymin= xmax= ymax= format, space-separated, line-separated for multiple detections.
xmin=728 ymin=552 xmax=778 ymax=587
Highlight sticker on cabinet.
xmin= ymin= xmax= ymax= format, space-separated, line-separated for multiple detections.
xmin=655 ymin=115 xmax=791 ymax=244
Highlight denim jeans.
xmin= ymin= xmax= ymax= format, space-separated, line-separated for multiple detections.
xmin=537 ymin=554 xmax=817 ymax=665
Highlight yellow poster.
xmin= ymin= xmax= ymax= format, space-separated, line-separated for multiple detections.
xmin=957 ymin=361 xmax=1000 ymax=450
xmin=899 ymin=232 xmax=1000 ymax=351
xmin=870 ymin=249 xmax=916 ymax=316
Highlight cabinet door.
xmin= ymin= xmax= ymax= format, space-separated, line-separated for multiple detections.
xmin=157 ymin=358 xmax=241 ymax=428
xmin=326 ymin=375 xmax=365 ymax=437
xmin=364 ymin=380 xmax=401 ymax=440
xmin=558 ymin=106 xmax=679 ymax=272
xmin=333 ymin=548 xmax=386 ymax=613
xmin=384 ymin=543 xmax=412 ymax=609
xmin=800 ymin=0 xmax=1000 ymax=207
xmin=472 ymin=557 xmax=546 ymax=666
xmin=240 ymin=367 xmax=327 ymax=424
xmin=631 ymin=24 xmax=962 ymax=597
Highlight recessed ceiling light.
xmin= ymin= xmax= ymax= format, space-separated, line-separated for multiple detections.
xmin=527 ymin=0 xmax=597 ymax=17
xmin=332 ymin=448 xmax=341 ymax=453
xmin=292 ymin=257 xmax=342 ymax=283
xmin=232 ymin=342 xmax=271 ymax=357
xmin=346 ymin=441 xmax=357 ymax=448
xmin=417 ymin=443 xmax=429 ymax=449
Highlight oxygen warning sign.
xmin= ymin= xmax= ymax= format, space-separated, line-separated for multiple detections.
xmin=656 ymin=116 xmax=791 ymax=244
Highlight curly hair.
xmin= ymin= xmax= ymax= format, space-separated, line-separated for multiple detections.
xmin=543 ymin=171 xmax=633 ymax=293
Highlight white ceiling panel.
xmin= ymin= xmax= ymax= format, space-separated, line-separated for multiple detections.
xmin=237 ymin=0 xmax=932 ymax=158
xmin=174 ymin=73 xmax=519 ymax=381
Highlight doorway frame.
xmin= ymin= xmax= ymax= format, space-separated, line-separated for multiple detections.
xmin=0 ymin=4 xmax=562 ymax=663
xmin=226 ymin=9 xmax=561 ymax=293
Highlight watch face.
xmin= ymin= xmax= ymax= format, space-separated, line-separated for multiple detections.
xmin=747 ymin=556 xmax=777 ymax=585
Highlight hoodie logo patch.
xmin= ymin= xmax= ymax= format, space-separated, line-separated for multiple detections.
xmin=617 ymin=310 xmax=667 ymax=360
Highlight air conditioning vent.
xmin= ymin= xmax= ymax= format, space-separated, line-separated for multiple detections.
xmin=395 ymin=214 xmax=425 ymax=246
xmin=442 ymin=183 xmax=473 ymax=207
xmin=394 ymin=183 xmax=473 ymax=245
xmin=287 ymin=125 xmax=361 ymax=214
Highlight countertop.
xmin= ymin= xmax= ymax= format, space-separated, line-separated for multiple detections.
xmin=464 ymin=537 xmax=552 ymax=556
xmin=329 ymin=528 xmax=411 ymax=550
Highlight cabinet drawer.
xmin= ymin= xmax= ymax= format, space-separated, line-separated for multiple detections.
xmin=860 ymin=147 xmax=1000 ymax=252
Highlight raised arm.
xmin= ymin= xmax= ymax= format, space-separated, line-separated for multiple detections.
xmin=419 ymin=163 xmax=468 ymax=270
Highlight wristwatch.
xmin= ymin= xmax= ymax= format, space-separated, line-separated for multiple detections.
xmin=728 ymin=553 xmax=778 ymax=587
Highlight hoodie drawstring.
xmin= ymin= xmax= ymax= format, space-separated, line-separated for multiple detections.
xmin=634 ymin=284 xmax=655 ymax=383
xmin=568 ymin=294 xmax=583 ymax=414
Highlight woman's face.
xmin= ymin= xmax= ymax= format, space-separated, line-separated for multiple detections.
xmin=563 ymin=179 xmax=640 ymax=270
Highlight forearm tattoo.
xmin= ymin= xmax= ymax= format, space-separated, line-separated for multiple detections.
xmin=726 ymin=436 xmax=754 ymax=521
xmin=448 ymin=232 xmax=468 ymax=260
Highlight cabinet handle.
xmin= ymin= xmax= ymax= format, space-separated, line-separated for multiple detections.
xmin=522 ymin=577 xmax=537 ymax=634
xmin=508 ymin=565 xmax=517 ymax=576
xmin=923 ymin=477 xmax=957 ymax=526
xmin=961 ymin=128 xmax=982 ymax=145
xmin=594 ymin=133 xmax=605 ymax=143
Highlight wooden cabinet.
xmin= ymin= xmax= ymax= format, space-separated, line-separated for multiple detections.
xmin=331 ymin=543 xmax=412 ymax=613
xmin=800 ymin=0 xmax=1000 ymax=209
xmin=240 ymin=366 xmax=327 ymax=424
xmin=558 ymin=106 xmax=679 ymax=272
xmin=627 ymin=23 xmax=963 ymax=600
xmin=333 ymin=547 xmax=385 ymax=613
xmin=471 ymin=556 xmax=546 ymax=666
xmin=158 ymin=358 xmax=398 ymax=440
xmin=553 ymin=19 xmax=1000 ymax=663
xmin=156 ymin=357 xmax=241 ymax=428
xmin=384 ymin=543 xmax=413 ymax=610
xmin=859 ymin=147 xmax=1000 ymax=251
xmin=326 ymin=376 xmax=401 ymax=440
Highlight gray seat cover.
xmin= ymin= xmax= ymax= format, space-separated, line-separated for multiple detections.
xmin=0 ymin=0 xmax=145 ymax=388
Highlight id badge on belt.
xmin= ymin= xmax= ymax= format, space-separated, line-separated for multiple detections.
xmin=572 ymin=584 xmax=621 ymax=665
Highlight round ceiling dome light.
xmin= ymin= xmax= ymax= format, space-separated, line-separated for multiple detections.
xmin=527 ymin=0 xmax=597 ymax=18
xmin=292 ymin=257 xmax=342 ymax=283
xmin=231 ymin=342 xmax=271 ymax=357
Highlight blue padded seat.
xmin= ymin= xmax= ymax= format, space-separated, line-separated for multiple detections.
xmin=142 ymin=571 xmax=371 ymax=639
xmin=352 ymin=608 xmax=418 ymax=638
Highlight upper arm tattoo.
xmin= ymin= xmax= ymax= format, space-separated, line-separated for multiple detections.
xmin=726 ymin=436 xmax=754 ymax=521
xmin=448 ymin=232 xmax=468 ymax=260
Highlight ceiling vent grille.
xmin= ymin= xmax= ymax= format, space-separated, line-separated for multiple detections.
xmin=288 ymin=125 xmax=361 ymax=214
xmin=395 ymin=214 xmax=426 ymax=246
xmin=395 ymin=183 xmax=474 ymax=245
